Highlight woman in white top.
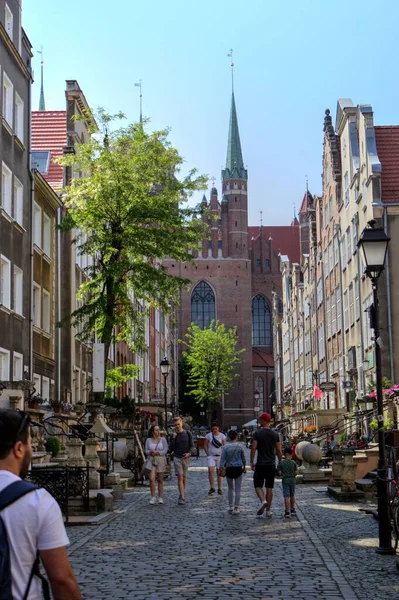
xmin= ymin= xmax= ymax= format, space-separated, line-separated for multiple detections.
xmin=145 ymin=425 xmax=168 ymax=505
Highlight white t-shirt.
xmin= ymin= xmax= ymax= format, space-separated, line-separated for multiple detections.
xmin=0 ymin=470 xmax=70 ymax=600
xmin=205 ymin=432 xmax=226 ymax=456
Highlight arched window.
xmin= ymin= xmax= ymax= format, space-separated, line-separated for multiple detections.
xmin=191 ymin=281 xmax=215 ymax=329
xmin=252 ymin=295 xmax=271 ymax=346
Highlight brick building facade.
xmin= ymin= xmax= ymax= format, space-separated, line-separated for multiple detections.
xmin=169 ymin=91 xmax=300 ymax=426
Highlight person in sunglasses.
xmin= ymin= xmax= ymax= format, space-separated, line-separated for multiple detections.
xmin=0 ymin=409 xmax=81 ymax=600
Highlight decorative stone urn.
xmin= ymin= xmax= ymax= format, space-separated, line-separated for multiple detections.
xmin=295 ymin=441 xmax=311 ymax=461
xmin=65 ymin=438 xmax=85 ymax=467
xmin=301 ymin=444 xmax=325 ymax=482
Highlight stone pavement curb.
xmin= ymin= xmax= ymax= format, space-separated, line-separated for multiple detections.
xmin=295 ymin=503 xmax=360 ymax=600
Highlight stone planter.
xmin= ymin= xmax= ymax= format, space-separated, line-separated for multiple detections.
xmin=65 ymin=438 xmax=85 ymax=467
xmin=331 ymin=449 xmax=344 ymax=486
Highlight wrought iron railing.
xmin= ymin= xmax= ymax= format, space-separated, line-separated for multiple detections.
xmin=27 ymin=465 xmax=90 ymax=524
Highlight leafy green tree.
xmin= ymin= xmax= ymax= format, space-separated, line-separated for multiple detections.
xmin=181 ymin=320 xmax=245 ymax=422
xmin=58 ymin=110 xmax=207 ymax=390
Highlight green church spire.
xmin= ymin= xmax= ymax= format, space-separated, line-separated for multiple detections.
xmin=38 ymin=50 xmax=45 ymax=111
xmin=222 ymin=92 xmax=247 ymax=181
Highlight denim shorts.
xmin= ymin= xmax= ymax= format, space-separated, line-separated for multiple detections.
xmin=282 ymin=482 xmax=296 ymax=498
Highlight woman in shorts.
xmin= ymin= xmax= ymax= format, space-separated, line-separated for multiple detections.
xmin=145 ymin=425 xmax=168 ymax=505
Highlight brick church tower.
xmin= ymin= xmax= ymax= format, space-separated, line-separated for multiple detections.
xmin=168 ymin=90 xmax=300 ymax=426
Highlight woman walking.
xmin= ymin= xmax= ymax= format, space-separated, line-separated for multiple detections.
xmin=220 ymin=430 xmax=246 ymax=514
xmin=145 ymin=425 xmax=168 ymax=505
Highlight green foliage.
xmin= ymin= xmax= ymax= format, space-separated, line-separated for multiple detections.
xmin=104 ymin=395 xmax=136 ymax=416
xmin=57 ymin=111 xmax=208 ymax=385
xmin=339 ymin=432 xmax=347 ymax=444
xmin=369 ymin=417 xmax=394 ymax=431
xmin=45 ymin=436 xmax=61 ymax=458
xmin=368 ymin=377 xmax=392 ymax=393
xmin=181 ymin=320 xmax=245 ymax=412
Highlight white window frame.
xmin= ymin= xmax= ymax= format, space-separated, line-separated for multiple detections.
xmin=346 ymin=227 xmax=351 ymax=259
xmin=33 ymin=202 xmax=42 ymax=248
xmin=33 ymin=373 xmax=41 ymax=396
xmin=42 ymin=376 xmax=50 ymax=401
xmin=355 ymin=277 xmax=360 ymax=321
xmin=13 ymin=351 xmax=23 ymax=381
xmin=13 ymin=266 xmax=23 ymax=315
xmin=349 ymin=283 xmax=354 ymax=326
xmin=334 ymin=235 xmax=339 ymax=265
xmin=331 ymin=291 xmax=336 ymax=336
xmin=43 ymin=213 xmax=51 ymax=257
xmin=33 ymin=282 xmax=41 ymax=328
xmin=337 ymin=286 xmax=342 ymax=332
xmin=0 ymin=255 xmax=11 ymax=308
xmin=14 ymin=92 xmax=24 ymax=142
xmin=344 ymin=171 xmax=349 ymax=206
xmin=0 ymin=347 xmax=10 ymax=381
xmin=13 ymin=176 xmax=23 ymax=226
xmin=341 ymin=232 xmax=347 ymax=268
xmin=42 ymin=289 xmax=50 ymax=333
xmin=1 ymin=162 xmax=12 ymax=216
xmin=5 ymin=4 xmax=13 ymax=40
xmin=343 ymin=289 xmax=349 ymax=331
xmin=2 ymin=71 xmax=13 ymax=127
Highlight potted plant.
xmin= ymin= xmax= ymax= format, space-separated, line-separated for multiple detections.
xmin=49 ymin=399 xmax=64 ymax=414
xmin=45 ymin=436 xmax=61 ymax=458
xmin=28 ymin=395 xmax=43 ymax=410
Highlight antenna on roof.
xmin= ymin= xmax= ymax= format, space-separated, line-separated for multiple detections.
xmin=305 ymin=174 xmax=309 ymax=193
xmin=38 ymin=47 xmax=45 ymax=111
xmin=227 ymin=49 xmax=234 ymax=92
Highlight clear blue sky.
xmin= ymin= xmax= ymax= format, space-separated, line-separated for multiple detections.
xmin=24 ymin=0 xmax=399 ymax=225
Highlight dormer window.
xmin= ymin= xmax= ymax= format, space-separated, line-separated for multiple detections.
xmin=5 ymin=4 xmax=13 ymax=41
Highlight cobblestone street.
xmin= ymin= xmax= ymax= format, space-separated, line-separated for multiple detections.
xmin=67 ymin=454 xmax=399 ymax=600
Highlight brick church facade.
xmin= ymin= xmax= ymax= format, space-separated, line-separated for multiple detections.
xmin=168 ymin=92 xmax=300 ymax=426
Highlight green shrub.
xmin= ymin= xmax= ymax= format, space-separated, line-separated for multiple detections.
xmin=45 ymin=436 xmax=61 ymax=458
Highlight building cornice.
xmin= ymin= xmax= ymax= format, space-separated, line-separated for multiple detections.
xmin=34 ymin=170 xmax=62 ymax=211
xmin=0 ymin=24 xmax=32 ymax=80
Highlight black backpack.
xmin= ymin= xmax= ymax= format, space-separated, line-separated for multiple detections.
xmin=0 ymin=480 xmax=50 ymax=600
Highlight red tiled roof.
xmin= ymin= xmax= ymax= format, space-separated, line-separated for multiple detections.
xmin=31 ymin=111 xmax=67 ymax=190
xmin=252 ymin=348 xmax=274 ymax=368
xmin=248 ymin=224 xmax=300 ymax=263
xmin=375 ymin=126 xmax=399 ymax=204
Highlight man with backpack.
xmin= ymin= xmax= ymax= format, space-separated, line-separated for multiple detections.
xmin=0 ymin=409 xmax=81 ymax=600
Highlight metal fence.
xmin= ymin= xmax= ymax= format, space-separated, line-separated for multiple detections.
xmin=27 ymin=465 xmax=90 ymax=524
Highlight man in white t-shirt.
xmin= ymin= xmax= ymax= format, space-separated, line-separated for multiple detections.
xmin=204 ymin=421 xmax=226 ymax=496
xmin=0 ymin=409 xmax=82 ymax=600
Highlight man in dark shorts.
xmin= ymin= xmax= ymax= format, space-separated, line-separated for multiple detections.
xmin=250 ymin=412 xmax=282 ymax=518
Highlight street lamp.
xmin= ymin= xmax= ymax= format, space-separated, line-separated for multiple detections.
xmin=254 ymin=389 xmax=260 ymax=426
xmin=358 ymin=219 xmax=393 ymax=555
xmin=160 ymin=356 xmax=170 ymax=432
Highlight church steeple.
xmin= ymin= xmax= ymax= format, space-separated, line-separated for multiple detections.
xmin=222 ymin=92 xmax=247 ymax=181
xmin=38 ymin=49 xmax=45 ymax=111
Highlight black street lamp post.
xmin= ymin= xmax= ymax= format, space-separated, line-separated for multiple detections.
xmin=358 ymin=219 xmax=394 ymax=555
xmin=254 ymin=389 xmax=260 ymax=426
xmin=160 ymin=356 xmax=171 ymax=432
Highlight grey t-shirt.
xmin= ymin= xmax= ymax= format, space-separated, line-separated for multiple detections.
xmin=170 ymin=430 xmax=192 ymax=458
xmin=253 ymin=428 xmax=279 ymax=466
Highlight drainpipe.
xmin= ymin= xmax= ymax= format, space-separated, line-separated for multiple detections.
xmin=383 ymin=207 xmax=395 ymax=384
xmin=29 ymin=173 xmax=35 ymax=382
xmin=57 ymin=206 xmax=62 ymax=402
xmin=335 ymin=224 xmax=347 ymax=408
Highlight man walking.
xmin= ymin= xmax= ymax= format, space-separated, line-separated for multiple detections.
xmin=169 ymin=416 xmax=193 ymax=505
xmin=0 ymin=409 xmax=82 ymax=599
xmin=204 ymin=421 xmax=226 ymax=495
xmin=250 ymin=412 xmax=282 ymax=518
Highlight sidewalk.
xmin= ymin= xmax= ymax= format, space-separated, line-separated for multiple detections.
xmin=66 ymin=454 xmax=399 ymax=599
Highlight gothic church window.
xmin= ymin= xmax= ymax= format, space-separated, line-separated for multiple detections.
xmin=191 ymin=281 xmax=215 ymax=329
xmin=252 ymin=295 xmax=271 ymax=346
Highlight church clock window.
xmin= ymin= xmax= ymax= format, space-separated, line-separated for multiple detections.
xmin=252 ymin=295 xmax=271 ymax=347
xmin=191 ymin=281 xmax=215 ymax=329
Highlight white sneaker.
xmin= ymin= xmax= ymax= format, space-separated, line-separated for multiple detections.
xmin=233 ymin=507 xmax=240 ymax=515
xmin=149 ymin=496 xmax=156 ymax=505
xmin=266 ymin=510 xmax=273 ymax=518
xmin=228 ymin=506 xmax=234 ymax=514
xmin=158 ymin=497 xmax=164 ymax=505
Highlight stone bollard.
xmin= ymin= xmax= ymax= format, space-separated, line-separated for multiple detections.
xmin=340 ymin=450 xmax=357 ymax=492
xmin=331 ymin=449 xmax=344 ymax=486
xmin=84 ymin=438 xmax=100 ymax=490
xmin=65 ymin=438 xmax=85 ymax=467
